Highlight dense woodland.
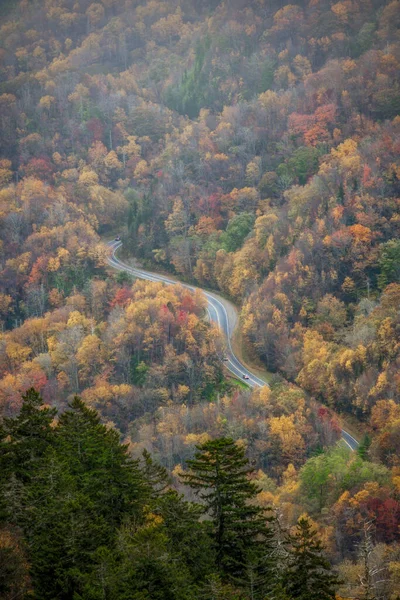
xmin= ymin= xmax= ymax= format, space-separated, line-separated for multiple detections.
xmin=1 ymin=0 xmax=400 ymax=597
xmin=1 ymin=389 xmax=344 ymax=600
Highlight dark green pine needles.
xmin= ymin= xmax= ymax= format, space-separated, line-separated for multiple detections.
xmin=284 ymin=517 xmax=340 ymax=600
xmin=181 ymin=437 xmax=272 ymax=578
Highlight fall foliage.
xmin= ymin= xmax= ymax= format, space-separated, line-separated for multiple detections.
xmin=1 ymin=0 xmax=400 ymax=596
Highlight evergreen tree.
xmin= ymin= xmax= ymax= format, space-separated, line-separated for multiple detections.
xmin=156 ymin=490 xmax=216 ymax=585
xmin=0 ymin=394 xmax=150 ymax=599
xmin=378 ymin=238 xmax=400 ymax=289
xmin=0 ymin=388 xmax=56 ymax=521
xmin=199 ymin=574 xmax=245 ymax=599
xmin=358 ymin=433 xmax=372 ymax=460
xmin=24 ymin=451 xmax=105 ymax=600
xmin=285 ymin=517 xmax=339 ymax=600
xmin=105 ymin=515 xmax=195 ymax=600
xmin=0 ymin=388 xmax=56 ymax=484
xmin=250 ymin=513 xmax=291 ymax=600
xmin=0 ymin=536 xmax=28 ymax=599
xmin=55 ymin=397 xmax=147 ymax=530
xmin=181 ymin=437 xmax=272 ymax=578
xmin=141 ymin=448 xmax=171 ymax=498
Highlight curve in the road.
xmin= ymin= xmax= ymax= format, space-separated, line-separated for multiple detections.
xmin=107 ymin=241 xmax=359 ymax=451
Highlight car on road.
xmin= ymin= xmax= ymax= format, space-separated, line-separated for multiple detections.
xmin=115 ymin=235 xmax=121 ymax=241
xmin=222 ymin=356 xmax=229 ymax=361
xmin=243 ymin=374 xmax=250 ymax=380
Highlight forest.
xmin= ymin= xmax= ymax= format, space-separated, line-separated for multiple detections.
xmin=0 ymin=0 xmax=400 ymax=598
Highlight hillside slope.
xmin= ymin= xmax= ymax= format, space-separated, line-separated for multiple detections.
xmin=1 ymin=1 xmax=400 ymax=597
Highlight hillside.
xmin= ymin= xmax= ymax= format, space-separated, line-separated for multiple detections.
xmin=1 ymin=0 xmax=400 ymax=598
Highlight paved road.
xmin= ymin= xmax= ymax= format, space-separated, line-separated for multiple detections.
xmin=341 ymin=429 xmax=359 ymax=451
xmin=107 ymin=241 xmax=359 ymax=451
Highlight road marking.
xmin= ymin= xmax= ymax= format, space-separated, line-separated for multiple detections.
xmin=342 ymin=438 xmax=354 ymax=451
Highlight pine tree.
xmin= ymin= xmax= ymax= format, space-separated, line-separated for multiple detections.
xmin=0 ymin=388 xmax=56 ymax=522
xmin=285 ymin=517 xmax=339 ymax=600
xmin=141 ymin=448 xmax=171 ymax=498
xmin=0 ymin=529 xmax=30 ymax=600
xmin=105 ymin=515 xmax=196 ymax=600
xmin=257 ymin=512 xmax=291 ymax=600
xmin=140 ymin=451 xmax=215 ymax=585
xmin=24 ymin=450 xmax=102 ymax=600
xmin=3 ymin=395 xmax=150 ymax=599
xmin=358 ymin=434 xmax=372 ymax=460
xmin=181 ymin=437 xmax=271 ymax=578
xmin=55 ymin=396 xmax=147 ymax=529
xmin=156 ymin=489 xmax=215 ymax=585
xmin=199 ymin=574 xmax=245 ymax=599
xmin=0 ymin=388 xmax=56 ymax=484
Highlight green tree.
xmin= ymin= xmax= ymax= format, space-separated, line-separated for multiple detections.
xmin=221 ymin=213 xmax=255 ymax=253
xmin=0 ymin=388 xmax=56 ymax=522
xmin=0 ymin=388 xmax=56 ymax=485
xmin=378 ymin=239 xmax=400 ymax=289
xmin=22 ymin=451 xmax=103 ymax=600
xmin=199 ymin=574 xmax=245 ymax=599
xmin=0 ymin=534 xmax=29 ymax=600
xmin=164 ymin=35 xmax=212 ymax=118
xmin=299 ymin=447 xmax=337 ymax=512
xmin=285 ymin=517 xmax=339 ymax=600
xmin=1 ymin=393 xmax=150 ymax=600
xmin=156 ymin=490 xmax=215 ymax=585
xmin=116 ymin=270 xmax=133 ymax=286
xmin=107 ymin=516 xmax=195 ymax=600
xmin=55 ymin=397 xmax=146 ymax=530
xmin=181 ymin=437 xmax=270 ymax=577
xmin=353 ymin=22 xmax=376 ymax=56
xmin=286 ymin=146 xmax=320 ymax=185
xmin=357 ymin=433 xmax=372 ymax=460
xmin=258 ymin=58 xmax=276 ymax=94
xmin=141 ymin=448 xmax=170 ymax=498
xmin=299 ymin=445 xmax=389 ymax=512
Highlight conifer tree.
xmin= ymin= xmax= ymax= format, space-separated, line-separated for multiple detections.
xmin=285 ymin=517 xmax=339 ymax=600
xmin=156 ymin=489 xmax=215 ymax=584
xmin=0 ymin=388 xmax=56 ymax=522
xmin=181 ymin=437 xmax=272 ymax=578
xmin=199 ymin=574 xmax=245 ymax=599
xmin=141 ymin=448 xmax=171 ymax=498
xmin=100 ymin=513 xmax=196 ymax=600
xmin=55 ymin=396 xmax=146 ymax=529
xmin=140 ymin=450 xmax=215 ymax=585
xmin=247 ymin=513 xmax=291 ymax=600
xmin=0 ymin=394 xmax=150 ymax=599
xmin=0 ymin=388 xmax=56 ymax=484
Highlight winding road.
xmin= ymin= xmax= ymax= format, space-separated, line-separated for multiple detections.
xmin=107 ymin=240 xmax=359 ymax=451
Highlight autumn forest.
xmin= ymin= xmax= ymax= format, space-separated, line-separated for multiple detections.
xmin=0 ymin=0 xmax=400 ymax=598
